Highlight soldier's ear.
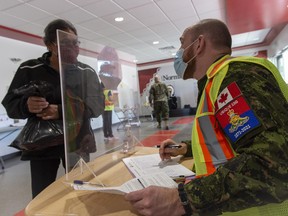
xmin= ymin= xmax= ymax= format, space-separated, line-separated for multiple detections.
xmin=195 ymin=35 xmax=205 ymax=55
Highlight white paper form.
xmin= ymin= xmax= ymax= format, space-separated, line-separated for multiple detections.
xmin=72 ymin=172 xmax=177 ymax=195
xmin=122 ymin=154 xmax=195 ymax=178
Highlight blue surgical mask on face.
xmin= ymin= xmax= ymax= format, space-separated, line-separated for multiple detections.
xmin=174 ymin=39 xmax=198 ymax=79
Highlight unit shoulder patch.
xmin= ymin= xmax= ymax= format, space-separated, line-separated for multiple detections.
xmin=215 ymin=82 xmax=261 ymax=143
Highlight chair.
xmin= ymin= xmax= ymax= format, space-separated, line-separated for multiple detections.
xmin=114 ymin=106 xmax=141 ymax=130
xmin=0 ymin=156 xmax=4 ymax=174
xmin=114 ymin=107 xmax=130 ymax=130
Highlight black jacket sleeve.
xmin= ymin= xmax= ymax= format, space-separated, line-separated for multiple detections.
xmin=2 ymin=64 xmax=33 ymax=119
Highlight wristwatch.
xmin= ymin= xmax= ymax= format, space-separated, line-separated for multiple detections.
xmin=178 ymin=183 xmax=193 ymax=216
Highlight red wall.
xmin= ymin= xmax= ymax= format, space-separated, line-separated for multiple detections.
xmin=138 ymin=68 xmax=158 ymax=95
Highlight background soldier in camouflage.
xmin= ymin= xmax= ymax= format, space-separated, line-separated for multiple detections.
xmin=149 ymin=75 xmax=170 ymax=130
xmin=125 ymin=19 xmax=288 ymax=216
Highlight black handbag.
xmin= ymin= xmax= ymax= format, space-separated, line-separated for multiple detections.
xmin=9 ymin=80 xmax=64 ymax=151
xmin=10 ymin=117 xmax=64 ymax=151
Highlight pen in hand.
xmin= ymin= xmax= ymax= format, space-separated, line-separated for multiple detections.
xmin=137 ymin=179 xmax=145 ymax=188
xmin=155 ymin=144 xmax=182 ymax=149
xmin=73 ymin=180 xmax=105 ymax=187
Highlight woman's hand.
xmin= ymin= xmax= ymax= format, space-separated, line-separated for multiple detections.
xmin=36 ymin=104 xmax=59 ymax=120
xmin=159 ymin=139 xmax=187 ymax=161
xmin=27 ymin=96 xmax=49 ymax=113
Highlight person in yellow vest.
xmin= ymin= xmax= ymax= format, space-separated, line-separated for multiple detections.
xmin=125 ymin=19 xmax=288 ymax=215
xmin=103 ymin=89 xmax=116 ymax=140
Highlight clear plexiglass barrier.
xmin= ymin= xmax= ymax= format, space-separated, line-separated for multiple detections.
xmin=57 ymin=30 xmax=143 ymax=183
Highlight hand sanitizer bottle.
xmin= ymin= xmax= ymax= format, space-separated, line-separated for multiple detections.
xmin=122 ymin=125 xmax=135 ymax=154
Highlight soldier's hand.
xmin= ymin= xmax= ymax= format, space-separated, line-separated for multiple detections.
xmin=159 ymin=139 xmax=187 ymax=161
xmin=125 ymin=186 xmax=185 ymax=216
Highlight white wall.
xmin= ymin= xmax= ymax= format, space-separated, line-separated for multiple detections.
xmin=156 ymin=64 xmax=198 ymax=108
xmin=118 ymin=64 xmax=140 ymax=109
xmin=0 ymin=36 xmax=46 ymax=114
xmin=139 ymin=63 xmax=198 ymax=116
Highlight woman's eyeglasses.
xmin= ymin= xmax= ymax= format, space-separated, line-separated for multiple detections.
xmin=59 ymin=39 xmax=81 ymax=47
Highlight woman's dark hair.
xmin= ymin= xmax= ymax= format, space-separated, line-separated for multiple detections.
xmin=43 ymin=19 xmax=77 ymax=46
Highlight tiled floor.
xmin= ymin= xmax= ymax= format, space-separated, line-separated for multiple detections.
xmin=0 ymin=116 xmax=193 ymax=216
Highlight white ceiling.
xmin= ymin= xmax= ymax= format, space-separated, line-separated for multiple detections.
xmin=0 ymin=0 xmax=270 ymax=64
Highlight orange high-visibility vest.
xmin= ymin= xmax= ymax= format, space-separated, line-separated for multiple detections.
xmin=104 ymin=89 xmax=114 ymax=111
xmin=191 ymin=55 xmax=288 ymax=215
xmin=192 ymin=55 xmax=288 ymax=176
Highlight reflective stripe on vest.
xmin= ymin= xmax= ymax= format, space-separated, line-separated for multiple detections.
xmin=192 ymin=55 xmax=288 ymax=176
xmin=192 ymin=55 xmax=288 ymax=175
xmin=192 ymin=56 xmax=236 ymax=176
xmin=192 ymin=55 xmax=288 ymax=216
xmin=224 ymin=56 xmax=288 ymax=102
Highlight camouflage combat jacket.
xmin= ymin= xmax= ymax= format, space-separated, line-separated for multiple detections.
xmin=149 ymin=82 xmax=169 ymax=103
xmin=185 ymin=61 xmax=288 ymax=215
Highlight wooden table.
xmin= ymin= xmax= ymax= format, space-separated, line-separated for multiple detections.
xmin=25 ymin=146 xmax=193 ymax=216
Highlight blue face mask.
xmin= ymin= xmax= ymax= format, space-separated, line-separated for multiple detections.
xmin=174 ymin=39 xmax=198 ymax=79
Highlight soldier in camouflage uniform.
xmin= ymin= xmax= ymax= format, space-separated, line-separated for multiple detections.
xmin=125 ymin=19 xmax=288 ymax=216
xmin=149 ymin=75 xmax=170 ymax=130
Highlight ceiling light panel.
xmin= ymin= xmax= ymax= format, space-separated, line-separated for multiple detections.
xmin=0 ymin=0 xmax=22 ymax=11
xmin=80 ymin=18 xmax=111 ymax=31
xmin=67 ymin=0 xmax=103 ymax=7
xmin=115 ymin=17 xmax=124 ymax=22
xmin=82 ymin=1 xmax=122 ymax=18
xmin=192 ymin=0 xmax=225 ymax=14
xmin=4 ymin=4 xmax=50 ymax=21
xmin=155 ymin=0 xmax=197 ymax=21
xmin=56 ymin=8 xmax=95 ymax=24
xmin=0 ymin=12 xmax=28 ymax=28
xmin=28 ymin=0 xmax=75 ymax=14
xmin=128 ymin=3 xmax=168 ymax=26
xmin=112 ymin=0 xmax=151 ymax=10
xmin=199 ymin=9 xmax=225 ymax=21
xmin=101 ymin=12 xmax=143 ymax=32
xmin=232 ymin=28 xmax=271 ymax=47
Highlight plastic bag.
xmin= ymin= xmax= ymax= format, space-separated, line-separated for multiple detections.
xmin=9 ymin=80 xmax=63 ymax=151
xmin=10 ymin=117 xmax=64 ymax=151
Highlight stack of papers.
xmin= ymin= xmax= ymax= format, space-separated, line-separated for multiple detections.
xmin=122 ymin=154 xmax=195 ymax=178
xmin=72 ymin=172 xmax=177 ymax=195
xmin=71 ymin=154 xmax=195 ymax=195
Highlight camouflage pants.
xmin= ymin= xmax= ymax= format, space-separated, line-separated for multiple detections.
xmin=153 ymin=101 xmax=169 ymax=124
